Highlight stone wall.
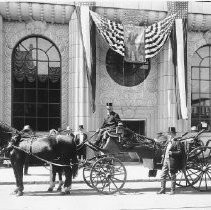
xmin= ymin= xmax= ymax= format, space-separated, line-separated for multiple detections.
xmin=1 ymin=20 xmax=69 ymax=128
xmin=95 ymin=33 xmax=158 ymax=138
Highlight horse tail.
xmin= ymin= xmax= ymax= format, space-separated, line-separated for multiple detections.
xmin=71 ymin=151 xmax=78 ymax=178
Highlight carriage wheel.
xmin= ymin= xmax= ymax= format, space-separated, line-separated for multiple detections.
xmin=83 ymin=164 xmax=93 ymax=188
xmin=90 ymin=157 xmax=127 ymax=194
xmin=185 ymin=146 xmax=211 ymax=192
xmin=175 ymin=170 xmax=190 ymax=187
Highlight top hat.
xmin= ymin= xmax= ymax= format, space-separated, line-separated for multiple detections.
xmin=167 ymin=127 xmax=176 ymax=134
xmin=106 ymin=103 xmax=112 ymax=106
xmin=118 ymin=121 xmax=123 ymax=126
xmin=79 ymin=125 xmax=84 ymax=129
xmin=22 ymin=125 xmax=31 ymax=132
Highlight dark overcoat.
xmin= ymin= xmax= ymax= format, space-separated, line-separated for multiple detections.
xmin=163 ymin=139 xmax=186 ymax=173
xmin=101 ymin=111 xmax=121 ymax=129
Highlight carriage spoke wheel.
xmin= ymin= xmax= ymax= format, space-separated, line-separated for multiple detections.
xmin=83 ymin=164 xmax=93 ymax=188
xmin=175 ymin=170 xmax=190 ymax=187
xmin=185 ymin=146 xmax=211 ymax=192
xmin=90 ymin=157 xmax=127 ymax=194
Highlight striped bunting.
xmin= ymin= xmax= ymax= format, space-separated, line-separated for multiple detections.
xmin=90 ymin=11 xmax=176 ymax=60
xmin=90 ymin=11 xmax=124 ymax=56
xmin=145 ymin=14 xmax=176 ymax=59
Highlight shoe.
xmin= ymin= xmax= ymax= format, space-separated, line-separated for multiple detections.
xmin=157 ymin=189 xmax=166 ymax=194
xmin=169 ymin=190 xmax=175 ymax=195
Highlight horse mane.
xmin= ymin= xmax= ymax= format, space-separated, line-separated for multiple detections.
xmin=0 ymin=121 xmax=19 ymax=147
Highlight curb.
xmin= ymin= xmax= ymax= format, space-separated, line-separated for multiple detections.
xmin=0 ymin=179 xmax=162 ymax=185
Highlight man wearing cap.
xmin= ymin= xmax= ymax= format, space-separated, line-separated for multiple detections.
xmin=95 ymin=103 xmax=121 ymax=146
xmin=74 ymin=125 xmax=87 ymax=160
xmin=21 ymin=125 xmax=35 ymax=175
xmin=157 ymin=127 xmax=185 ymax=195
xmin=21 ymin=125 xmax=34 ymax=138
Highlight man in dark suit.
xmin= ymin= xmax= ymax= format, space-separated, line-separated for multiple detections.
xmin=21 ymin=125 xmax=34 ymax=175
xmin=74 ymin=125 xmax=87 ymax=160
xmin=157 ymin=127 xmax=185 ymax=195
xmin=95 ymin=103 xmax=121 ymax=146
xmin=66 ymin=126 xmax=75 ymax=140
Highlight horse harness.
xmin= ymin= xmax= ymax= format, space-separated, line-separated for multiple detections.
xmin=11 ymin=136 xmax=75 ymax=168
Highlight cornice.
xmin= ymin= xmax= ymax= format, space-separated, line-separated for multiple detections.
xmin=1 ymin=1 xmax=211 ymax=31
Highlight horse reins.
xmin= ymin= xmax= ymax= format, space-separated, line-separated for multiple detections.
xmin=11 ymin=144 xmax=75 ymax=167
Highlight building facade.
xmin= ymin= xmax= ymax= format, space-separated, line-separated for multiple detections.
xmin=0 ymin=0 xmax=211 ymax=138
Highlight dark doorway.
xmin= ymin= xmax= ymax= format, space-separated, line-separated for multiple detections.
xmin=122 ymin=120 xmax=145 ymax=135
xmin=117 ymin=120 xmax=146 ymax=162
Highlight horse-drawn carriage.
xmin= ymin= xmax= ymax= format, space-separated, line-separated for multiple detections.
xmin=0 ymin=121 xmax=211 ymax=196
xmin=78 ymin=127 xmax=211 ymax=194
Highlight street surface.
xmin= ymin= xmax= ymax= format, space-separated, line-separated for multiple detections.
xmin=0 ymin=165 xmax=211 ymax=210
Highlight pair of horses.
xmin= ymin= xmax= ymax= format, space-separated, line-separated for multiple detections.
xmin=0 ymin=122 xmax=78 ymax=196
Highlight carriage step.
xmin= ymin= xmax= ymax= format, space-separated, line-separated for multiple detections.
xmin=148 ymin=169 xmax=157 ymax=177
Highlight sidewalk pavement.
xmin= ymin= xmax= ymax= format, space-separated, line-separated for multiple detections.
xmin=0 ymin=163 xmax=162 ymax=185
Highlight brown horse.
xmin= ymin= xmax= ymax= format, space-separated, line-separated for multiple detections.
xmin=0 ymin=122 xmax=78 ymax=196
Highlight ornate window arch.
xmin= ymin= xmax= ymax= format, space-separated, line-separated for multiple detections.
xmin=12 ymin=35 xmax=61 ymax=131
xmin=191 ymin=44 xmax=211 ymax=129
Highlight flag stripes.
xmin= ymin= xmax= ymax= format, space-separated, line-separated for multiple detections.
xmin=90 ymin=11 xmax=124 ymax=56
xmin=90 ymin=11 xmax=176 ymax=61
xmin=145 ymin=14 xmax=176 ymax=58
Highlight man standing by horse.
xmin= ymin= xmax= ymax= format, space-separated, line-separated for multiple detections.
xmin=157 ymin=127 xmax=185 ymax=195
xmin=74 ymin=125 xmax=87 ymax=160
xmin=21 ymin=125 xmax=35 ymax=175
xmin=94 ymin=103 xmax=121 ymax=146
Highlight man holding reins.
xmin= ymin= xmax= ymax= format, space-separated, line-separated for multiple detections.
xmin=94 ymin=103 xmax=121 ymax=146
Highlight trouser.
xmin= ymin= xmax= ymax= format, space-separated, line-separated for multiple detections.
xmin=160 ymin=159 xmax=176 ymax=191
xmin=24 ymin=155 xmax=30 ymax=174
xmin=95 ymin=127 xmax=113 ymax=145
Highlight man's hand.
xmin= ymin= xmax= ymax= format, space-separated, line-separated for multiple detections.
xmin=169 ymin=151 xmax=172 ymax=155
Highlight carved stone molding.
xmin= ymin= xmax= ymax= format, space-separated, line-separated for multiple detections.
xmin=203 ymin=30 xmax=211 ymax=44
xmin=3 ymin=21 xmax=69 ymax=127
xmin=26 ymin=20 xmax=48 ymax=34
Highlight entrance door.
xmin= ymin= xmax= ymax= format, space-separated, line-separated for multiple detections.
xmin=118 ymin=120 xmax=146 ymax=162
xmin=122 ymin=120 xmax=145 ymax=135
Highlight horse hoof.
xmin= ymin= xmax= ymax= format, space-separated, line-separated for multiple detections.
xmin=47 ymin=188 xmax=53 ymax=192
xmin=60 ymin=191 xmax=70 ymax=195
xmin=57 ymin=187 xmax=62 ymax=192
xmin=16 ymin=191 xmax=23 ymax=196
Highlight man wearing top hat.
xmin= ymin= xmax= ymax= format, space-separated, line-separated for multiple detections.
xmin=95 ymin=103 xmax=121 ymax=146
xmin=21 ymin=125 xmax=35 ymax=175
xmin=74 ymin=125 xmax=87 ymax=160
xmin=157 ymin=127 xmax=185 ymax=195
xmin=66 ymin=126 xmax=75 ymax=140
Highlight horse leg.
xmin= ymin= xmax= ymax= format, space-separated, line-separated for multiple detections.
xmin=10 ymin=151 xmax=24 ymax=196
xmin=61 ymin=167 xmax=72 ymax=195
xmin=48 ymin=164 xmax=56 ymax=192
xmin=16 ymin=159 xmax=24 ymax=196
xmin=57 ymin=168 xmax=63 ymax=191
xmin=10 ymin=157 xmax=19 ymax=194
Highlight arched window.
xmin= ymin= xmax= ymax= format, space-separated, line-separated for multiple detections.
xmin=191 ymin=45 xmax=211 ymax=129
xmin=12 ymin=36 xmax=61 ymax=131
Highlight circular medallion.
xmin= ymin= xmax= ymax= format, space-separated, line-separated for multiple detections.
xmin=106 ymin=49 xmax=150 ymax=87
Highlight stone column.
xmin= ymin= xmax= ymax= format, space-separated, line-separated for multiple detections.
xmin=157 ymin=40 xmax=177 ymax=133
xmin=0 ymin=15 xmax=3 ymax=120
xmin=68 ymin=10 xmax=90 ymax=132
xmin=158 ymin=40 xmax=188 ymax=134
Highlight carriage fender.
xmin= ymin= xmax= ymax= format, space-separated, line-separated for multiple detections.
xmin=142 ymin=158 xmax=154 ymax=170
